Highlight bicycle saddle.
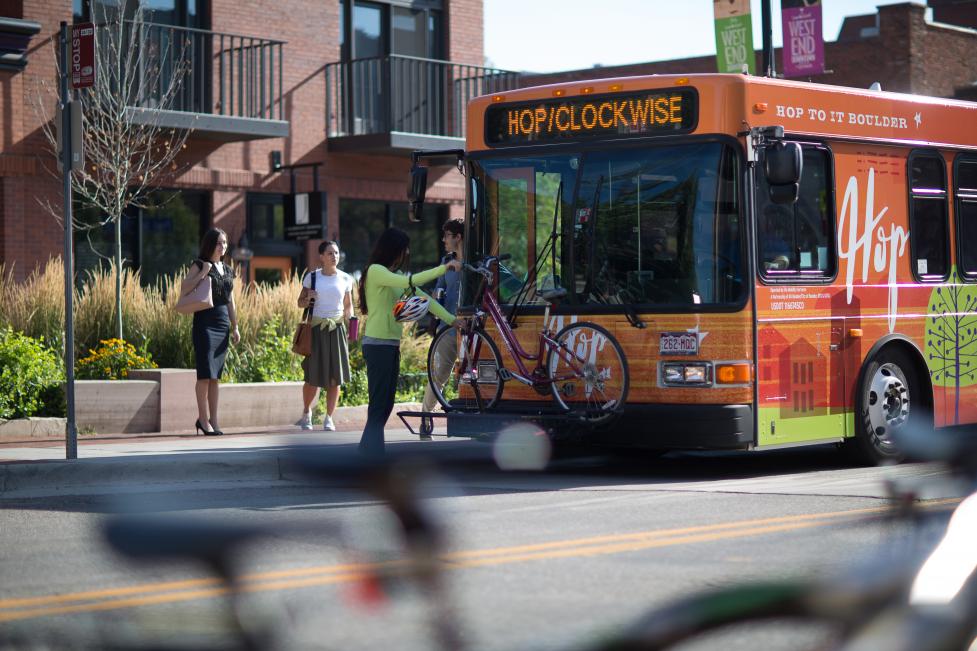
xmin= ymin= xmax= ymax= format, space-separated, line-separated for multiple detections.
xmin=538 ymin=287 xmax=568 ymax=303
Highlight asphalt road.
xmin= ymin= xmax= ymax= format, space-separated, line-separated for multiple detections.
xmin=0 ymin=442 xmax=962 ymax=651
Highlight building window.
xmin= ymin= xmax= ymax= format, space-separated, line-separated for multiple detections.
xmin=75 ymin=0 xmax=207 ymax=27
xmin=954 ymin=156 xmax=977 ymax=281
xmin=74 ymin=190 xmax=209 ymax=287
xmin=338 ymin=198 xmax=447 ymax=280
xmin=340 ymin=0 xmax=443 ymax=60
xmin=757 ymin=145 xmax=836 ymax=282
xmin=908 ymin=150 xmax=949 ymax=282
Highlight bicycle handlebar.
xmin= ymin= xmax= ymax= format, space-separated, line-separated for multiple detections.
xmin=464 ymin=254 xmax=511 ymax=278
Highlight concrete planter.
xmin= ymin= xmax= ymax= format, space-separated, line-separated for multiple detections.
xmin=76 ymin=379 xmax=159 ymax=434
xmin=69 ymin=370 xmax=305 ymax=435
xmin=0 ymin=417 xmax=67 ymax=439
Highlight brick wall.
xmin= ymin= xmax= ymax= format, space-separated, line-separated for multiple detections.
xmin=448 ymin=0 xmax=483 ymax=66
xmin=1 ymin=0 xmax=483 ymax=280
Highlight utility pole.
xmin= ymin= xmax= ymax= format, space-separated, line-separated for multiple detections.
xmin=761 ymin=0 xmax=776 ymax=78
xmin=59 ymin=21 xmax=78 ymax=460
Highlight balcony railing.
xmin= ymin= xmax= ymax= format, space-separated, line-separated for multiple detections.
xmin=109 ymin=21 xmax=285 ymax=120
xmin=325 ymin=55 xmax=519 ymax=140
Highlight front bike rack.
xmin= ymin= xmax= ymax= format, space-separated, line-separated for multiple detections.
xmin=397 ymin=410 xmax=449 ymax=437
xmin=398 ymin=402 xmax=625 ymax=442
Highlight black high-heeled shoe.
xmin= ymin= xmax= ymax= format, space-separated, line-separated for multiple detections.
xmin=195 ymin=419 xmax=220 ymax=436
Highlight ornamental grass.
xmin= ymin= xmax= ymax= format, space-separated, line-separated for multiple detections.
xmin=0 ymin=258 xmax=431 ymax=404
xmin=0 ymin=257 xmax=305 ymax=367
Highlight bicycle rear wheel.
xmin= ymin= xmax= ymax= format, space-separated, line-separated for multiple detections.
xmin=427 ymin=326 xmax=504 ymax=411
xmin=546 ymin=322 xmax=628 ymax=423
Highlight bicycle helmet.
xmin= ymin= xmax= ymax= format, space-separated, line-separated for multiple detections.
xmin=393 ymin=294 xmax=430 ymax=322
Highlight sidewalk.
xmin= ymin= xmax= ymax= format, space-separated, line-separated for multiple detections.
xmin=0 ymin=402 xmax=466 ymax=498
xmin=0 ymin=402 xmax=424 ymax=448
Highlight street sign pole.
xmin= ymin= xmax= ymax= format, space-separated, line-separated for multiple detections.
xmin=59 ymin=21 xmax=78 ymax=460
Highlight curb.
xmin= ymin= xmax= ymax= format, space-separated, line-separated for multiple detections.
xmin=0 ymin=403 xmax=424 ymax=444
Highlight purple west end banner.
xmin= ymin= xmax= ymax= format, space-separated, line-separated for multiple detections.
xmin=781 ymin=0 xmax=825 ymax=77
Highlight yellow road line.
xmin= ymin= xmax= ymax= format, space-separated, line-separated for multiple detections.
xmin=0 ymin=499 xmax=959 ymax=623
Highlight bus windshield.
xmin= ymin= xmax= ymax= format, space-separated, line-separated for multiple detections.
xmin=467 ymin=141 xmax=745 ymax=309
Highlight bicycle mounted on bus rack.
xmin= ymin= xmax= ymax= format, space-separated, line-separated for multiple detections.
xmin=399 ymin=251 xmax=630 ymax=440
xmin=398 ymin=153 xmax=630 ymax=441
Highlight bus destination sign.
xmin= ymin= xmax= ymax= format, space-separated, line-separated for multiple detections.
xmin=485 ymin=88 xmax=697 ymax=146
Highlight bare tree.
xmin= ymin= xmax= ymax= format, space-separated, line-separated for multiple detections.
xmin=34 ymin=2 xmax=195 ymax=341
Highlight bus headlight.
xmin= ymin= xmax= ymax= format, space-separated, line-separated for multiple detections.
xmin=662 ymin=362 xmax=710 ymax=385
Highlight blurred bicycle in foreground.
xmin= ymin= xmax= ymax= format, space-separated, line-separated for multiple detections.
xmin=590 ymin=426 xmax=977 ymax=651
xmin=3 ymin=423 xmax=975 ymax=650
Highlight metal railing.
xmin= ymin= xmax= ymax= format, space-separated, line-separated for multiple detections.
xmin=325 ymin=55 xmax=519 ymax=138
xmin=111 ymin=21 xmax=285 ymax=121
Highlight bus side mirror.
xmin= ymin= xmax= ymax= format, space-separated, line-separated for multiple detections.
xmin=407 ymin=163 xmax=428 ymax=223
xmin=764 ymin=141 xmax=802 ymax=205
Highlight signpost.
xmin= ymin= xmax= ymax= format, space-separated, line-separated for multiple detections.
xmin=280 ymin=162 xmax=327 ymax=241
xmin=59 ymin=21 xmax=94 ymax=460
xmin=284 ymin=192 xmax=326 ymax=240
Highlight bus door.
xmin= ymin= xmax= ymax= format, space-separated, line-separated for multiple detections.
xmin=755 ymin=144 xmax=847 ymax=446
xmin=489 ymin=167 xmax=536 ymax=300
xmin=477 ymin=158 xmax=572 ymax=309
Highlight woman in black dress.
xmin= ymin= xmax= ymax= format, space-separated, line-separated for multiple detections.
xmin=181 ymin=228 xmax=240 ymax=435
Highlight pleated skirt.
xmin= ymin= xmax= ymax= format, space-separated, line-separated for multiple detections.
xmin=302 ymin=322 xmax=351 ymax=388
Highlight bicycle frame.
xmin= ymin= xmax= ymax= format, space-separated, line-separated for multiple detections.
xmin=465 ymin=262 xmax=588 ymax=388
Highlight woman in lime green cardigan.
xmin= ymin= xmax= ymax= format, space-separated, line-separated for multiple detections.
xmin=357 ymin=227 xmax=461 ymax=456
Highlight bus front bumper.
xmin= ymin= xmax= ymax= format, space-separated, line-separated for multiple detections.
xmin=445 ymin=402 xmax=754 ymax=450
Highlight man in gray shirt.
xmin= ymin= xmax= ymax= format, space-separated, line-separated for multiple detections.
xmin=420 ymin=218 xmax=464 ymax=438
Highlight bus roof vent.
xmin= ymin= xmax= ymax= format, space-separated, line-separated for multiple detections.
xmin=869 ymin=82 xmax=882 ymax=91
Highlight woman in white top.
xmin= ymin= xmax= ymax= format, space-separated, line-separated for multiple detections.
xmin=295 ymin=240 xmax=354 ymax=431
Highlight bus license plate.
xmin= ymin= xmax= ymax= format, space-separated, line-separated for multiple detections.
xmin=659 ymin=332 xmax=698 ymax=356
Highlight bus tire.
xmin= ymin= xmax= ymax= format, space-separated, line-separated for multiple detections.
xmin=849 ymin=347 xmax=927 ymax=465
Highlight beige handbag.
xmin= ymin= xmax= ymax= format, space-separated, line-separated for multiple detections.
xmin=174 ymin=276 xmax=214 ymax=314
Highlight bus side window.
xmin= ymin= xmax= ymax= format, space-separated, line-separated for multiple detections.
xmin=954 ymin=157 xmax=977 ymax=281
xmin=757 ymin=145 xmax=835 ymax=280
xmin=908 ymin=150 xmax=950 ymax=282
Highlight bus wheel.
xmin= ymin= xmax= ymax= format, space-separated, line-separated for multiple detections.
xmin=850 ymin=348 xmax=922 ymax=465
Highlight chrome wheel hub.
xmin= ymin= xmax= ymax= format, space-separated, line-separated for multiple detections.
xmin=866 ymin=364 xmax=910 ymax=444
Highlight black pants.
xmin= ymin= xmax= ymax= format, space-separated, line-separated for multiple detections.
xmin=359 ymin=344 xmax=400 ymax=458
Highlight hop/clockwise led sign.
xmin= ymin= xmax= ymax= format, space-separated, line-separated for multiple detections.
xmin=485 ymin=88 xmax=697 ymax=146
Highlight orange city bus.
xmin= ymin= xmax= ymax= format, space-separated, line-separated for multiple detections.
xmin=414 ymin=73 xmax=977 ymax=463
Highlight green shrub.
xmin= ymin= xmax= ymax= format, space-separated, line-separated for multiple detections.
xmin=0 ymin=327 xmax=65 ymax=419
xmin=224 ymin=316 xmax=303 ymax=383
xmin=76 ymin=338 xmax=158 ymax=380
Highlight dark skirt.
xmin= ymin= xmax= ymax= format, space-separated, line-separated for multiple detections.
xmin=302 ymin=322 xmax=351 ymax=387
xmin=192 ymin=304 xmax=230 ymax=380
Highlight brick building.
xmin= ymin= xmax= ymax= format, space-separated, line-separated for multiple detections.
xmin=520 ymin=2 xmax=977 ymax=101
xmin=1 ymin=1 xmax=975 ymax=285
xmin=0 ymin=0 xmax=513 ymax=284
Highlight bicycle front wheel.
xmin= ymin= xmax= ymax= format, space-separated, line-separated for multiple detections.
xmin=546 ymin=322 xmax=629 ymax=423
xmin=427 ymin=325 xmax=504 ymax=411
